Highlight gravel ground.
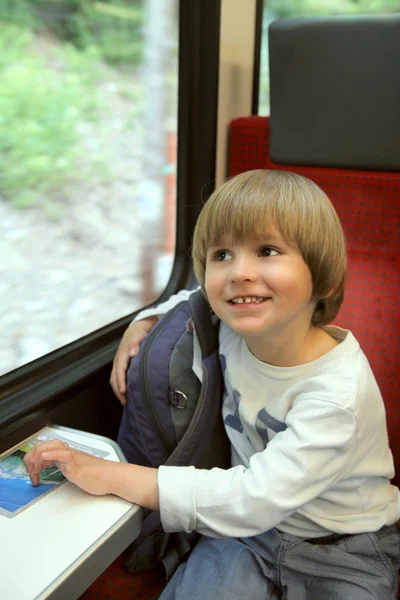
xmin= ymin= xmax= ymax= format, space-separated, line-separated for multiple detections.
xmin=0 ymin=181 xmax=151 ymax=376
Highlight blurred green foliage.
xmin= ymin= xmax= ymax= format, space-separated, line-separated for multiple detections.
xmin=0 ymin=1 xmax=144 ymax=207
xmin=70 ymin=0 xmax=144 ymax=64
xmin=0 ymin=23 xmax=104 ymax=205
xmin=1 ymin=1 xmax=145 ymax=64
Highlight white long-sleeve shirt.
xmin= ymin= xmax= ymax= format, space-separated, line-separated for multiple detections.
xmin=134 ymin=290 xmax=400 ymax=538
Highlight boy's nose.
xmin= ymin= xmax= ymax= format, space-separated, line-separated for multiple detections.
xmin=228 ymin=257 xmax=258 ymax=283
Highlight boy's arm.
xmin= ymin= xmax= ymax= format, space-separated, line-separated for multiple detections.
xmin=110 ymin=288 xmax=196 ymax=403
xmin=158 ymin=398 xmax=359 ymax=538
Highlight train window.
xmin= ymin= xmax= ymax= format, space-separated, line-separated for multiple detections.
xmin=0 ymin=1 xmax=179 ymax=376
xmin=258 ymin=0 xmax=400 ymax=115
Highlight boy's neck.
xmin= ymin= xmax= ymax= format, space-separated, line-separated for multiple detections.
xmin=244 ymin=326 xmax=338 ymax=367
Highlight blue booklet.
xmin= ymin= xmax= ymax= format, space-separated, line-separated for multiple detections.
xmin=0 ymin=427 xmax=110 ymax=519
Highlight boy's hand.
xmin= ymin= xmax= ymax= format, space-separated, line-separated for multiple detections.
xmin=24 ymin=440 xmax=115 ymax=497
xmin=24 ymin=439 xmax=160 ymax=510
xmin=110 ymin=316 xmax=158 ymax=405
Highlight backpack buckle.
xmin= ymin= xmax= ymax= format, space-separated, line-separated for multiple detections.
xmin=169 ymin=389 xmax=188 ymax=409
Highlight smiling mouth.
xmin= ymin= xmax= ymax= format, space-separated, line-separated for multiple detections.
xmin=228 ymin=296 xmax=269 ymax=305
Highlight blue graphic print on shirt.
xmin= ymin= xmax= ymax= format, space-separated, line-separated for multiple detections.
xmin=220 ymin=354 xmax=243 ymax=433
xmin=256 ymin=408 xmax=287 ymax=447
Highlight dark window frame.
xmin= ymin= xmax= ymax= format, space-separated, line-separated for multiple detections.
xmin=252 ymin=0 xmax=264 ymax=115
xmin=0 ymin=0 xmax=221 ymax=440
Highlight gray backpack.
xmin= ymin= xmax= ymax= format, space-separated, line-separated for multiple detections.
xmin=117 ymin=289 xmax=231 ymax=578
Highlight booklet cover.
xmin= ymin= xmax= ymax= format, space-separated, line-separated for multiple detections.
xmin=0 ymin=427 xmax=110 ymax=519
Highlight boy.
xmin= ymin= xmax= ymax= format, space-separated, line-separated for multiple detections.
xmin=26 ymin=170 xmax=400 ymax=598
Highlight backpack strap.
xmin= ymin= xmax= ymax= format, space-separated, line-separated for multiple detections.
xmin=188 ymin=289 xmax=219 ymax=358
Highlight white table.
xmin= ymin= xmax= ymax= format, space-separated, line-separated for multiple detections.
xmin=0 ymin=425 xmax=142 ymax=600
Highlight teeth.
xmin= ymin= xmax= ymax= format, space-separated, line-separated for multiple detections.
xmin=231 ymin=296 xmax=266 ymax=304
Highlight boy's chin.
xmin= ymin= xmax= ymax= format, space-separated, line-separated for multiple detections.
xmin=211 ymin=306 xmax=271 ymax=336
xmin=225 ymin=320 xmax=269 ymax=337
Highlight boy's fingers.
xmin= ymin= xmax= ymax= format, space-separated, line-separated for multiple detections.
xmin=109 ymin=364 xmax=126 ymax=404
xmin=31 ymin=439 xmax=68 ymax=457
xmin=116 ymin=388 xmax=127 ymax=405
xmin=115 ymin=355 xmax=130 ymax=395
xmin=28 ymin=448 xmax=77 ymax=484
xmin=116 ymin=367 xmax=127 ymax=394
xmin=127 ymin=331 xmax=147 ymax=355
xmin=28 ymin=459 xmax=45 ymax=486
xmin=41 ymin=450 xmax=76 ymax=475
xmin=29 ymin=471 xmax=40 ymax=487
xmin=30 ymin=456 xmax=55 ymax=474
xmin=111 ymin=371 xmax=126 ymax=405
xmin=25 ymin=453 xmax=54 ymax=487
xmin=111 ymin=334 xmax=147 ymax=404
xmin=25 ymin=440 xmax=68 ymax=468
xmin=24 ymin=443 xmax=41 ymax=478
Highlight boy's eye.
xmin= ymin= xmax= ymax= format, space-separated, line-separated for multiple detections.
xmin=260 ymin=246 xmax=279 ymax=257
xmin=214 ymin=249 xmax=232 ymax=261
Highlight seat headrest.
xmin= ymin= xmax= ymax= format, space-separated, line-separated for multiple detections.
xmin=269 ymin=15 xmax=400 ymax=171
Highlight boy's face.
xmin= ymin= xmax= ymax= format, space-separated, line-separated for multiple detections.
xmin=205 ymin=229 xmax=316 ymax=343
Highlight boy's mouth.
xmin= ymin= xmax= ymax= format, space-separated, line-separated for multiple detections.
xmin=228 ymin=296 xmax=268 ymax=305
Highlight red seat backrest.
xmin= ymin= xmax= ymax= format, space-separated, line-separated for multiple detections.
xmin=229 ymin=116 xmax=400 ymax=485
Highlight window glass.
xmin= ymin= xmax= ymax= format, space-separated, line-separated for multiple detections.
xmin=0 ymin=0 xmax=179 ymax=376
xmin=259 ymin=0 xmax=400 ymax=115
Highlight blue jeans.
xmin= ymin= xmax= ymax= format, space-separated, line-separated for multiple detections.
xmin=159 ymin=525 xmax=400 ymax=599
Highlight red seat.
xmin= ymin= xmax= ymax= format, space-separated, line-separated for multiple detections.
xmin=79 ymin=554 xmax=164 ymax=600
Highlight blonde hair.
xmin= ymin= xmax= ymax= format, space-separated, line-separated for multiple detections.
xmin=192 ymin=169 xmax=347 ymax=327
